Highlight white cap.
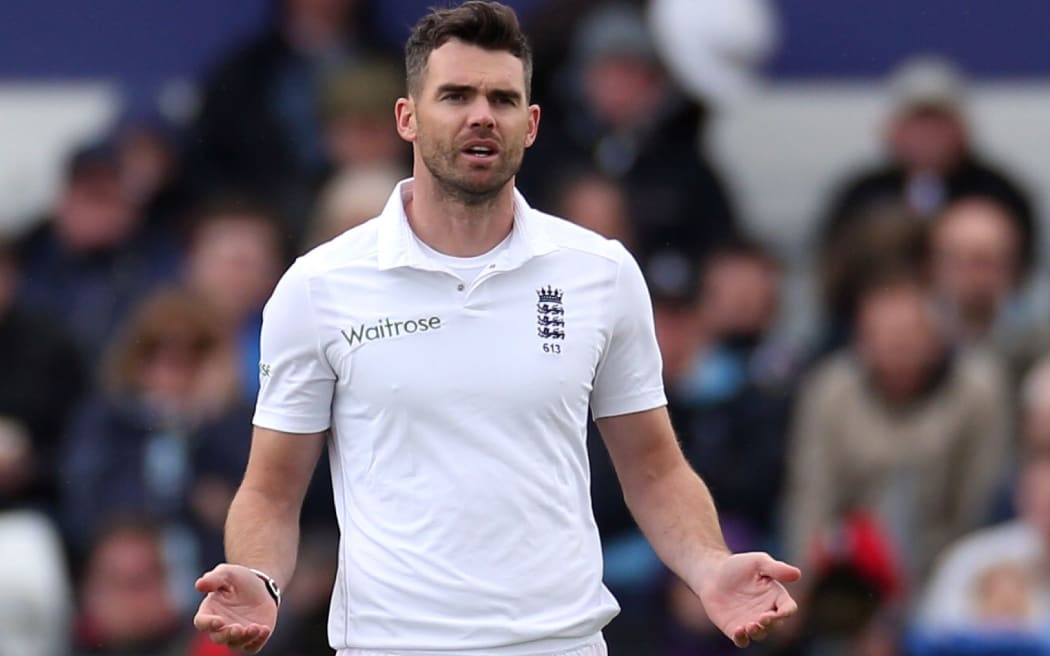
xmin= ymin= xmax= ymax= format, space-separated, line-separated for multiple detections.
xmin=888 ymin=55 xmax=966 ymax=113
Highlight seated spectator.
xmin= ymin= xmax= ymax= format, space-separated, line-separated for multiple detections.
xmin=785 ymin=267 xmax=1011 ymax=588
xmin=649 ymin=246 xmax=792 ymax=542
xmin=73 ymin=517 xmax=235 ymax=656
xmin=517 ymin=2 xmax=738 ymax=257
xmin=183 ymin=196 xmax=287 ymax=398
xmin=699 ymin=237 xmax=799 ymax=391
xmin=15 ymin=138 xmax=180 ymax=365
xmin=0 ymin=510 xmax=72 ymax=656
xmin=816 ymin=208 xmax=931 ymax=357
xmin=917 ymin=356 xmax=1050 ymax=637
xmin=319 ymin=58 xmax=410 ymax=179
xmin=818 ymin=56 xmax=1034 ymax=268
xmin=552 ymin=170 xmax=636 ymax=251
xmin=305 ymin=165 xmax=405 ymax=250
xmin=185 ymin=0 xmax=393 ymax=242
xmin=112 ymin=110 xmax=195 ymax=238
xmin=0 ymin=236 xmax=86 ymax=516
xmin=59 ymin=288 xmax=253 ymax=574
xmin=930 ymin=195 xmax=1028 ymax=346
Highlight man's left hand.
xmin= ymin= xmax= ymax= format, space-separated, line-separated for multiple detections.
xmin=696 ymin=552 xmax=801 ymax=648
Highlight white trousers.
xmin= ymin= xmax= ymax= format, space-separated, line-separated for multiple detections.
xmin=341 ymin=637 xmax=608 ymax=656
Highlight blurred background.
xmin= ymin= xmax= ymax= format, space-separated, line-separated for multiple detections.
xmin=1 ymin=1 xmax=1049 ymax=654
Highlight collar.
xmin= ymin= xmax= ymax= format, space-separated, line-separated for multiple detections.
xmin=376 ymin=178 xmax=556 ymax=273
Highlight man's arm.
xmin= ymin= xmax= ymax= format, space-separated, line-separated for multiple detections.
xmin=224 ymin=426 xmax=327 ymax=585
xmin=596 ymin=406 xmax=800 ymax=647
xmin=193 ymin=426 xmax=325 ymax=654
xmin=596 ymin=406 xmax=728 ymax=582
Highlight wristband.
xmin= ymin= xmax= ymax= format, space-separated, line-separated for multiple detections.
xmin=248 ymin=568 xmax=282 ymax=608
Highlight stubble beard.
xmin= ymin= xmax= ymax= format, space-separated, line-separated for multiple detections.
xmin=419 ymin=137 xmax=523 ymax=207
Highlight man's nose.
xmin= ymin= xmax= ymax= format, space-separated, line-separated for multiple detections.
xmin=468 ymin=99 xmax=496 ymax=130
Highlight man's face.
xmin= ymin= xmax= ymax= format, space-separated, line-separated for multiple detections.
xmin=932 ymin=200 xmax=1020 ymax=323
xmin=886 ymin=106 xmax=967 ymax=174
xmin=856 ymin=282 xmax=943 ymax=402
xmin=396 ymin=40 xmax=539 ymax=204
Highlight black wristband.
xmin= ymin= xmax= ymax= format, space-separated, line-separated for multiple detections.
xmin=248 ymin=568 xmax=282 ymax=608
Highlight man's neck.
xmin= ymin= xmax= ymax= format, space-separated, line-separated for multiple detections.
xmin=403 ymin=175 xmax=516 ymax=257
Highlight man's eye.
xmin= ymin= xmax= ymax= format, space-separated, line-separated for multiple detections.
xmin=443 ymin=93 xmax=465 ymax=102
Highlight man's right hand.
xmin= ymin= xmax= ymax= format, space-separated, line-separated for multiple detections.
xmin=193 ymin=564 xmax=279 ymax=654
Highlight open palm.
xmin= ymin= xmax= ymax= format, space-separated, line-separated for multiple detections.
xmin=697 ymin=552 xmax=801 ymax=647
xmin=193 ymin=564 xmax=278 ymax=654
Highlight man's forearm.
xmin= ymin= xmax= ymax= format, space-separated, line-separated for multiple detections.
xmin=224 ymin=484 xmax=302 ymax=587
xmin=622 ymin=456 xmax=730 ymax=586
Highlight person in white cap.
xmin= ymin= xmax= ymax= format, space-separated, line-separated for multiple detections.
xmin=819 ymin=55 xmax=1034 ymax=268
xmin=192 ymin=3 xmax=800 ymax=654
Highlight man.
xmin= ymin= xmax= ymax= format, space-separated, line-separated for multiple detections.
xmin=193 ymin=3 xmax=799 ymax=654
xmin=818 ymin=55 xmax=1034 ymax=266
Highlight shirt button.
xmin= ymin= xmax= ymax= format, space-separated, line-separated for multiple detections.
xmin=457 ymin=283 xmax=465 ymax=291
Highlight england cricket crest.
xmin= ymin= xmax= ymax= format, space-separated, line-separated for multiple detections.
xmin=536 ymin=285 xmax=565 ymax=341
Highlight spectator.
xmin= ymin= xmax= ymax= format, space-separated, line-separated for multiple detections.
xmin=700 ymin=237 xmax=799 ymax=390
xmin=930 ymin=196 xmax=1024 ymax=342
xmin=917 ymin=356 xmax=1050 ymax=637
xmin=305 ymin=165 xmax=404 ymax=250
xmin=552 ymin=170 xmax=636 ymax=251
xmin=517 ymin=2 xmax=738 ymax=257
xmin=785 ymin=267 xmax=1012 ymax=588
xmin=186 ymin=0 xmax=394 ymax=245
xmin=112 ymin=110 xmax=195 ymax=238
xmin=649 ymin=247 xmax=791 ymax=542
xmin=816 ymin=208 xmax=931 ymax=357
xmin=0 ymin=236 xmax=86 ymax=515
xmin=183 ymin=196 xmax=287 ymax=398
xmin=59 ymin=288 xmax=253 ymax=572
xmin=319 ymin=58 xmax=410 ymax=178
xmin=15 ymin=138 xmax=180 ymax=365
xmin=72 ymin=518 xmax=235 ymax=656
xmin=818 ymin=56 xmax=1035 ymax=269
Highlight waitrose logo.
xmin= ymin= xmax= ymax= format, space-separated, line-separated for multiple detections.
xmin=341 ymin=316 xmax=442 ymax=346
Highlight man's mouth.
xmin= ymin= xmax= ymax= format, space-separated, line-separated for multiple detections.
xmin=462 ymin=141 xmax=500 ymax=160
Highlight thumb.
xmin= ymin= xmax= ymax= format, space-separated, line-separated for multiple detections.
xmin=759 ymin=556 xmax=802 ymax=583
xmin=195 ymin=564 xmax=236 ymax=593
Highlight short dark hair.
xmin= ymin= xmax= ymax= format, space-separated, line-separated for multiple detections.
xmin=405 ymin=1 xmax=533 ymax=100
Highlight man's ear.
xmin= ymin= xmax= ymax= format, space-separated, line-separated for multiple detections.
xmin=524 ymin=103 xmax=541 ymax=148
xmin=395 ymin=97 xmax=417 ymax=143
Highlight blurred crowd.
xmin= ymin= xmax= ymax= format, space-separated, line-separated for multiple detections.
xmin=1 ymin=1 xmax=1048 ymax=655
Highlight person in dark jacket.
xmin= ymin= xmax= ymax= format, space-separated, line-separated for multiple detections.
xmin=818 ymin=56 xmax=1034 ymax=271
xmin=0 ymin=237 xmax=85 ymax=515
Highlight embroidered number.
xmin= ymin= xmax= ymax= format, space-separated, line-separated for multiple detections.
xmin=542 ymin=342 xmax=562 ymax=354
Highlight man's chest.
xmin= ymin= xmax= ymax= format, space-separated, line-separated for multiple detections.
xmin=317 ymin=267 xmax=612 ymax=410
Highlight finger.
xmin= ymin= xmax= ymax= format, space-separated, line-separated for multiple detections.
xmin=193 ymin=613 xmax=227 ymax=633
xmin=242 ymin=627 xmax=272 ymax=654
xmin=732 ymin=627 xmax=750 ymax=648
xmin=214 ymin=623 xmax=255 ymax=647
xmin=761 ymin=557 xmax=802 ymax=583
xmin=747 ymin=622 xmax=768 ymax=642
xmin=770 ymin=591 xmax=799 ymax=618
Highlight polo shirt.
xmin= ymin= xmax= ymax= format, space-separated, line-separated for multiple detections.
xmin=254 ymin=179 xmax=667 ymax=653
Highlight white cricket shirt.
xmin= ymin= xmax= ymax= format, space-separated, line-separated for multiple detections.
xmin=254 ymin=180 xmax=667 ymax=653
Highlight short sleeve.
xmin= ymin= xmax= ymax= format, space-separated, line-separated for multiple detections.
xmin=252 ymin=260 xmax=337 ymax=433
xmin=590 ymin=244 xmax=667 ymax=418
